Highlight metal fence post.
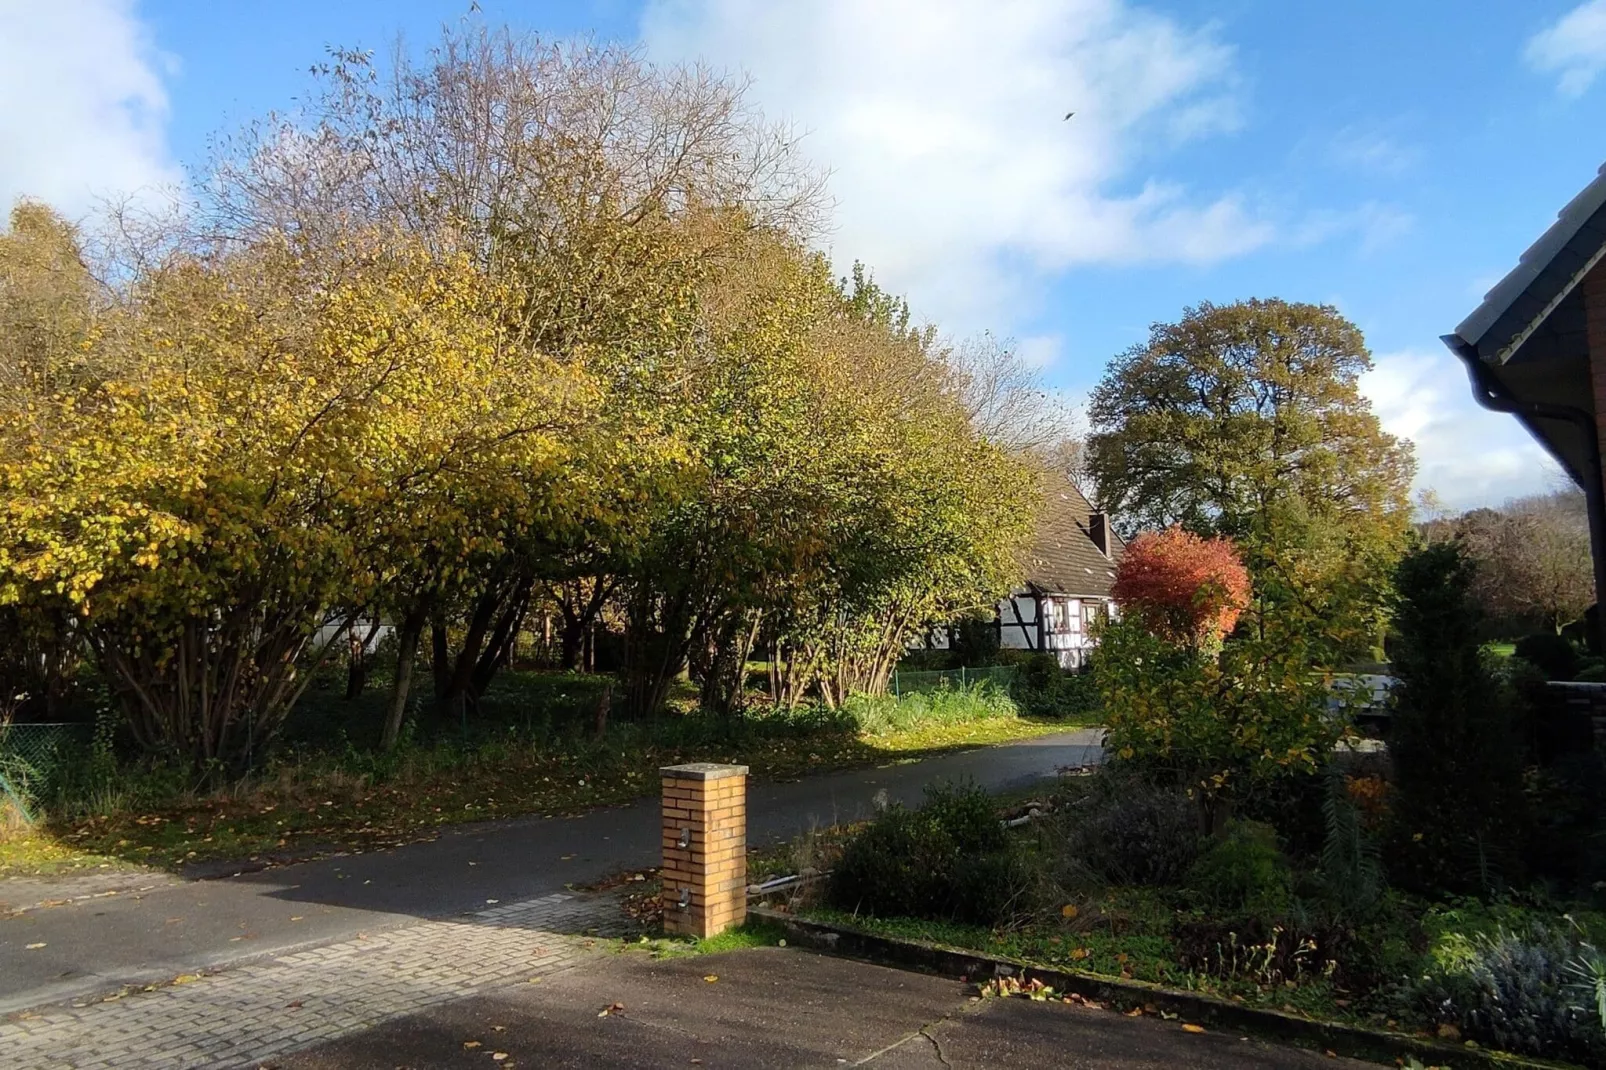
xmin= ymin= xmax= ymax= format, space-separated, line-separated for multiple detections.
xmin=961 ymin=666 xmax=968 ymax=688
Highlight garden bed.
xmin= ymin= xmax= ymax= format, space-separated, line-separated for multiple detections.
xmin=753 ymin=771 xmax=1606 ymax=1070
xmin=753 ymin=906 xmax=1565 ymax=1069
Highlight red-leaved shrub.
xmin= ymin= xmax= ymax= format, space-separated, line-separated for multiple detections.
xmin=1111 ymin=526 xmax=1250 ymax=646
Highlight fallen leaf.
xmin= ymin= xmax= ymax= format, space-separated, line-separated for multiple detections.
xmin=486 ymin=899 xmax=499 ymax=904
xmin=1437 ymin=1023 xmax=1461 ymax=1041
xmin=1182 ymin=1023 xmax=1205 ymax=1034
xmin=286 ymin=1000 xmax=303 ymax=1009
xmin=598 ymin=1002 xmax=625 ymax=1017
xmin=173 ymin=974 xmax=201 ymax=985
xmin=492 ymin=1055 xmax=508 ymax=1063
xmin=493 ymin=1025 xmax=506 ymax=1032
xmin=289 ymin=916 xmax=304 ymax=922
xmin=1125 ymin=1007 xmax=1143 ymax=1017
xmin=464 ymin=1040 xmax=482 ymax=1049
xmin=1060 ymin=904 xmax=1078 ymax=919
xmin=24 ymin=942 xmax=46 ymax=950
xmin=703 ymin=975 xmax=718 ymax=983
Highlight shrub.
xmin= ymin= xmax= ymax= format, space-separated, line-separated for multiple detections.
xmin=1414 ymin=925 xmax=1606 ymax=1065
xmin=1111 ymin=526 xmax=1251 ymax=648
xmin=1387 ymin=544 xmax=1528 ymax=895
xmin=1513 ymin=632 xmax=1581 ymax=681
xmin=828 ymin=783 xmax=1034 ymax=926
xmin=1058 ymin=774 xmax=1202 ymax=887
xmin=1185 ymin=819 xmax=1292 ymax=914
xmin=1097 ymin=614 xmax=1337 ymax=834
xmin=949 ymin=616 xmax=1001 ymax=668
xmin=1010 ymin=654 xmax=1099 ymax=719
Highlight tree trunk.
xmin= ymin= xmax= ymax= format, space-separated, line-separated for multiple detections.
xmin=382 ymin=612 xmax=425 ymax=751
xmin=593 ymin=680 xmax=613 ymax=739
xmin=430 ymin=617 xmax=451 ymax=699
xmin=468 ymin=579 xmax=533 ymax=701
xmin=344 ymin=618 xmax=382 ymax=700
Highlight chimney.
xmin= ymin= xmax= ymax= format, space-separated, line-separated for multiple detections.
xmin=1088 ymin=512 xmax=1109 ymax=557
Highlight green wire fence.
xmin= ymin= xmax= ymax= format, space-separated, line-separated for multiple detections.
xmin=890 ymin=665 xmax=1018 ymax=698
xmin=0 ymin=722 xmax=92 ymax=825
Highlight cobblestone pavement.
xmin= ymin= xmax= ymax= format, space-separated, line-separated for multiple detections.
xmin=0 ymin=892 xmax=631 ymax=1070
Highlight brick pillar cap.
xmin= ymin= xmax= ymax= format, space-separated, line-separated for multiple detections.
xmin=660 ymin=762 xmax=749 ymax=780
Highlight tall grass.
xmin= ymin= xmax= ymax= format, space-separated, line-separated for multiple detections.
xmin=842 ymin=681 xmax=1019 ymax=736
xmin=24 ymin=678 xmax=1021 ymax=829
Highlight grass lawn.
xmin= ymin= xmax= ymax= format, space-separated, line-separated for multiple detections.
xmin=0 ymin=699 xmax=1083 ymax=878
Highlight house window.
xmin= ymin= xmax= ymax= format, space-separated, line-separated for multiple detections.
xmin=1081 ymin=601 xmax=1107 ymax=630
xmin=1052 ymin=599 xmax=1075 ymax=633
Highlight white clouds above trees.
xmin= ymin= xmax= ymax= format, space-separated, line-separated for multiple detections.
xmin=0 ymin=0 xmax=181 ymax=218
xmin=640 ymin=0 xmax=1269 ymax=333
xmin=1359 ymin=349 xmax=1566 ymax=513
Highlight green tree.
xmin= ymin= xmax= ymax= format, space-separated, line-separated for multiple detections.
xmin=1386 ymin=542 xmax=1528 ymax=893
xmin=1087 ymin=299 xmax=1415 ymax=656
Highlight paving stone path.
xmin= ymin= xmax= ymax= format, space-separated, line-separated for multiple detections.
xmin=0 ymin=892 xmax=630 ymax=1069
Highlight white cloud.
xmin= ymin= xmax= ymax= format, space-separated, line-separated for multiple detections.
xmin=1292 ymin=202 xmax=1415 ymax=255
xmin=1015 ymin=334 xmax=1064 ymax=370
xmin=1525 ymin=0 xmax=1606 ymax=98
xmin=1328 ymin=126 xmax=1420 ymax=177
xmin=0 ymin=0 xmax=180 ymax=220
xmin=1360 ymin=348 xmax=1568 ymax=511
xmin=640 ymin=0 xmax=1266 ymax=333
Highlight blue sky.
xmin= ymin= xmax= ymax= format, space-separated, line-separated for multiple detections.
xmin=6 ymin=0 xmax=1606 ymax=509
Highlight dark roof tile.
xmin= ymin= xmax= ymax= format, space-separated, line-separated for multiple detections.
xmin=1019 ymin=473 xmax=1123 ymax=598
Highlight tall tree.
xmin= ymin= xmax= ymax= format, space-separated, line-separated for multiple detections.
xmin=1455 ymin=490 xmax=1593 ymax=634
xmin=1087 ymin=299 xmax=1415 ymax=655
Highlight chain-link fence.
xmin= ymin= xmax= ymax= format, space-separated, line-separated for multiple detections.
xmin=891 ymin=665 xmax=1017 ymax=697
xmin=0 ymin=722 xmax=92 ymax=822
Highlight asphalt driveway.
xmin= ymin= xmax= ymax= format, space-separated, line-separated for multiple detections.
xmin=0 ymin=729 xmax=1101 ymax=1015
xmin=275 ymin=945 xmax=1377 ymax=1070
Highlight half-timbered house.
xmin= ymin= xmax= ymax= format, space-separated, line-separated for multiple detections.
xmin=995 ymin=474 xmax=1122 ymax=669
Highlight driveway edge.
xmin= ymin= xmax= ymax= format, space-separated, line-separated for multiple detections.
xmin=751 ymin=907 xmax=1570 ymax=1070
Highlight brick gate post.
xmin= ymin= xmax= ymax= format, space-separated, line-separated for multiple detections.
xmin=660 ymin=762 xmax=747 ymax=938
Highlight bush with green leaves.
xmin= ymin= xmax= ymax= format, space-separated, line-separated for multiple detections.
xmin=1009 ymin=654 xmax=1099 ymax=719
xmin=828 ymin=783 xmax=1035 ymax=926
xmin=1097 ymin=613 xmax=1338 ymax=834
xmin=1412 ymin=924 xmax=1606 ymax=1064
xmin=1513 ymin=632 xmax=1581 ymax=681
xmin=1184 ymin=819 xmax=1292 ymax=915
xmin=1387 ymin=543 xmax=1528 ymax=895
xmin=1057 ymin=774 xmax=1202 ymax=888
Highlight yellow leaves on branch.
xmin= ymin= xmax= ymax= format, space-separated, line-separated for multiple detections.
xmin=0 ymin=225 xmax=604 ymax=614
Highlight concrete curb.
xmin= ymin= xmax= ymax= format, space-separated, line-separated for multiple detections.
xmin=751 ymin=907 xmax=1573 ymax=1070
